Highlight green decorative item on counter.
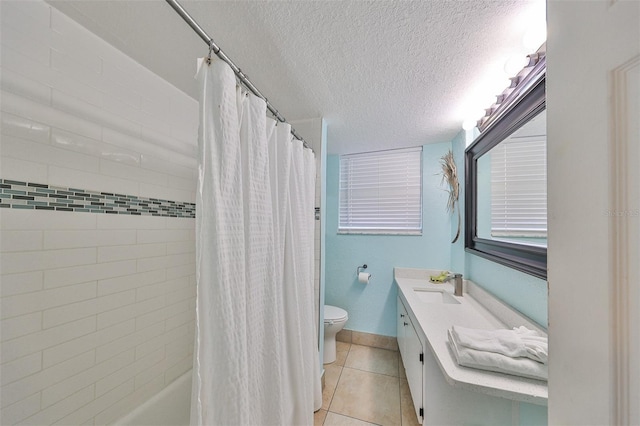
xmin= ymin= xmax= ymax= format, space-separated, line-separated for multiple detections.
xmin=439 ymin=149 xmax=460 ymax=243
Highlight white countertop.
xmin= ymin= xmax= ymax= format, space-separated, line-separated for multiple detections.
xmin=395 ymin=268 xmax=548 ymax=406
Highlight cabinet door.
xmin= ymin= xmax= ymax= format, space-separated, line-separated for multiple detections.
xmin=405 ymin=316 xmax=424 ymax=424
xmin=397 ymin=297 xmax=407 ymax=359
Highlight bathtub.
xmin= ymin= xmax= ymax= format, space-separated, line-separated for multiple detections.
xmin=117 ymin=371 xmax=192 ymax=425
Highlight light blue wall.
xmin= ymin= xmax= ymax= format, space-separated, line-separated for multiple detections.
xmin=324 ymin=142 xmax=452 ymax=337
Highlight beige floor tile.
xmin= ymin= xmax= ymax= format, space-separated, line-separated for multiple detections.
xmin=314 ymin=409 xmax=328 ymax=426
xmin=329 ymin=367 xmax=400 ymax=426
xmin=345 ymin=344 xmax=399 ymax=377
xmin=333 ymin=342 xmax=351 ymax=366
xmin=398 ymin=355 xmax=406 ymax=379
xmin=400 ymin=379 xmax=421 ymax=426
xmin=323 ymin=412 xmax=379 ymax=426
xmin=323 ymin=363 xmax=343 ymax=410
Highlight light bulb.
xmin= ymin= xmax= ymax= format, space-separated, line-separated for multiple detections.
xmin=462 ymin=118 xmax=478 ymax=131
xmin=523 ymin=25 xmax=547 ymax=51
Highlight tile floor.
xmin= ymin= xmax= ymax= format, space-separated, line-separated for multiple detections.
xmin=315 ymin=342 xmax=421 ymax=426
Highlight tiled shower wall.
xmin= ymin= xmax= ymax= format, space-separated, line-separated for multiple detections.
xmin=0 ymin=1 xmax=198 ymax=425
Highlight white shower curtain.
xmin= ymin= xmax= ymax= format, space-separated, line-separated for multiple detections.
xmin=192 ymin=57 xmax=321 ymax=426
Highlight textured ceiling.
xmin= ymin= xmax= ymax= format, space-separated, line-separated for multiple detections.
xmin=46 ymin=0 xmax=544 ymax=154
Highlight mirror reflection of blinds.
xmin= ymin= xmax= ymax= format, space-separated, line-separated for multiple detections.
xmin=339 ymin=147 xmax=422 ymax=233
xmin=491 ymin=136 xmax=547 ymax=238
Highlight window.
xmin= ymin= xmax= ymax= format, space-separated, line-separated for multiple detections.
xmin=490 ymin=130 xmax=547 ymax=241
xmin=339 ymin=147 xmax=422 ymax=234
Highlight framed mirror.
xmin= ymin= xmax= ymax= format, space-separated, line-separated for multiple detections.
xmin=465 ymin=64 xmax=546 ymax=279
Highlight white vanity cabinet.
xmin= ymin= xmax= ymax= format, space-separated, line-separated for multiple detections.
xmin=395 ymin=269 xmax=548 ymax=425
xmin=397 ymin=297 xmax=424 ymax=423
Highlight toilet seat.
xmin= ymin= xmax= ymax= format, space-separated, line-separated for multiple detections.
xmin=324 ymin=305 xmax=348 ymax=323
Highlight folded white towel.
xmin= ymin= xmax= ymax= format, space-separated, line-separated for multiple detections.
xmin=451 ymin=325 xmax=548 ymax=364
xmin=448 ymin=329 xmax=548 ymax=381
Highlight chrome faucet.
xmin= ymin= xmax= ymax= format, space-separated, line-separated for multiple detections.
xmin=443 ymin=273 xmax=464 ymax=297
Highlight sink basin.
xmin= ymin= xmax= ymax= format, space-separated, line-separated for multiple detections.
xmin=413 ymin=288 xmax=461 ymax=305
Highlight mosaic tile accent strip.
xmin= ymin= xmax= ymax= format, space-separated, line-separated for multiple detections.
xmin=0 ymin=179 xmax=195 ymax=218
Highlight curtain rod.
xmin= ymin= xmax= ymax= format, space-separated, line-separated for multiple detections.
xmin=165 ymin=0 xmax=312 ymax=151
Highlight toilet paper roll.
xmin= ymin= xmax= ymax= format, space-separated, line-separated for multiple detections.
xmin=358 ymin=272 xmax=371 ymax=284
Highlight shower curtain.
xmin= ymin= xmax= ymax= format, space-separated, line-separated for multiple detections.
xmin=192 ymin=57 xmax=321 ymax=425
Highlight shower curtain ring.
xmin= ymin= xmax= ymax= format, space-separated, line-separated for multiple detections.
xmin=207 ymin=40 xmax=214 ymax=64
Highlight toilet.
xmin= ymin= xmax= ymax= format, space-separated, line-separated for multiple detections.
xmin=323 ymin=305 xmax=349 ymax=364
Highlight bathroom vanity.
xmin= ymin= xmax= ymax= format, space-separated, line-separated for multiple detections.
xmin=395 ymin=268 xmax=548 ymax=425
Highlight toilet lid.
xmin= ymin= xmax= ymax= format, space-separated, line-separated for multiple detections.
xmin=324 ymin=305 xmax=348 ymax=322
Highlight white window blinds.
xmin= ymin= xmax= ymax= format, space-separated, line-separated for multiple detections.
xmin=491 ymin=136 xmax=547 ymax=237
xmin=339 ymin=147 xmax=422 ymax=234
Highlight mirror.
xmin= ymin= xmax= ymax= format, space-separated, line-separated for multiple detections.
xmin=465 ymin=66 xmax=546 ymax=279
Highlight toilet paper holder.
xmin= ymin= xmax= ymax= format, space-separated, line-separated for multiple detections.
xmin=356 ymin=264 xmax=368 ymax=275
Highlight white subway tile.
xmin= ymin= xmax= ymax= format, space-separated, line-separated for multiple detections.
xmin=0 ymin=156 xmax=49 ymax=184
xmin=97 ymin=243 xmax=166 ymax=264
xmin=2 ymin=133 xmax=100 ymax=173
xmin=0 ymin=230 xmax=43 ymax=252
xmin=96 ymin=295 xmax=164 ymax=330
xmin=134 ymin=357 xmax=164 ymax=390
xmin=42 ymin=290 xmax=135 ymax=329
xmin=0 ymin=47 xmax=53 ymax=89
xmin=165 ymin=174 xmax=195 ymax=192
xmin=17 ymin=384 xmax=95 ymax=426
xmin=52 ymin=89 xmax=142 ymax=140
xmin=1 ymin=24 xmax=50 ymax=63
xmin=136 ymin=229 xmax=192 ymax=244
xmin=160 ymin=299 xmax=190 ymax=324
xmin=165 ymin=308 xmax=195 ymax=332
xmin=139 ymin=153 xmax=196 ymax=179
xmin=44 ymin=259 xmax=137 ymax=289
xmin=94 ymin=364 xmax=135 ymax=399
xmin=135 ymin=281 xmax=166 ymax=302
xmin=97 ymin=269 xmax=166 ymax=297
xmin=93 ymin=375 xmax=163 ymax=426
xmin=0 ymin=311 xmax=42 ymax=342
xmin=1 ymin=317 xmax=96 ymax=364
xmin=50 ymin=49 xmax=101 ymax=87
xmin=163 ymin=240 xmax=193 ymax=256
xmin=134 ymin=332 xmax=166 ymax=361
xmin=48 ymin=165 xmax=139 ymax=197
xmin=165 ymin=263 xmax=195 ymax=280
xmin=1 ymin=350 xmax=94 ymax=409
xmin=139 ymin=125 xmax=196 ymax=158
xmin=53 ymin=378 xmax=134 ymax=426
xmin=95 ymin=322 xmax=164 ymax=365
xmin=1 ymin=281 xmax=96 ymax=320
xmin=165 ymin=217 xmax=195 ymax=230
xmin=99 ymin=158 xmax=168 ymax=187
xmin=102 ymin=92 xmax=143 ymax=124
xmin=41 ymin=348 xmax=133 ymax=409
xmin=0 ymin=392 xmax=41 ymax=426
xmin=138 ymin=182 xmax=195 ymax=203
xmin=97 ymin=213 xmax=165 ymax=230
xmin=95 ymin=230 xmax=137 ymax=247
xmin=134 ymin=305 xmax=166 ymax=331
xmin=43 ymin=230 xmax=97 ymax=250
xmin=0 ymin=247 xmax=96 ymax=275
xmin=50 ymin=69 xmax=103 ymax=107
xmin=0 ymin=209 xmax=97 ymax=230
xmin=136 ymin=255 xmax=168 ymax=273
xmin=1 ymin=90 xmax=102 ymax=141
xmin=1 ymin=67 xmax=52 ymax=105
xmin=43 ymin=319 xmax=134 ymax=369
xmin=0 ymin=352 xmax=42 ymax=386
xmin=1 ymin=0 xmax=51 ymax=31
xmin=0 ymin=271 xmax=44 ymax=297
xmin=140 ymin=92 xmax=170 ymax=120
xmin=51 ymin=128 xmax=141 ymax=167
xmin=164 ymin=354 xmax=192 ymax=384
